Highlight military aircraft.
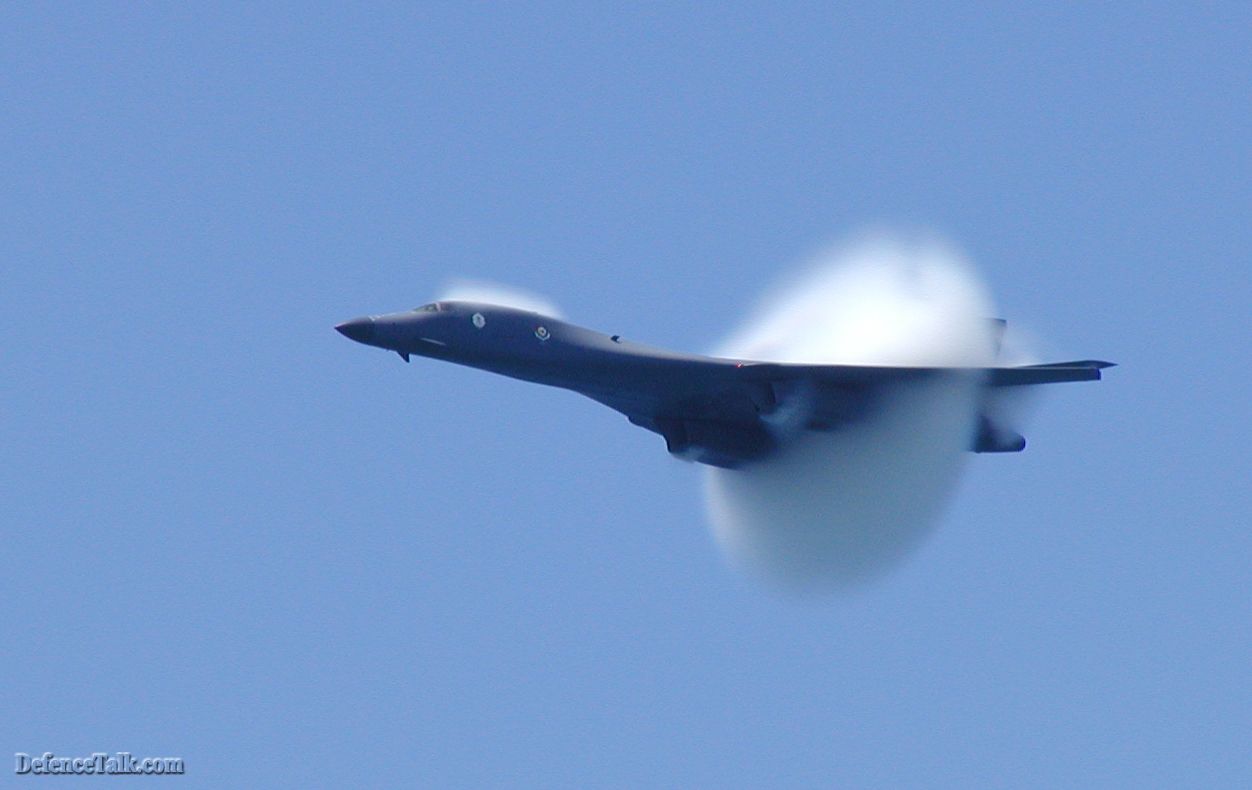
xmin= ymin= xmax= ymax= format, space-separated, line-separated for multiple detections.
xmin=336 ymin=301 xmax=1113 ymax=469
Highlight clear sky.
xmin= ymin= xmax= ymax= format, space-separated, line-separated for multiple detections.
xmin=3 ymin=3 xmax=1248 ymax=787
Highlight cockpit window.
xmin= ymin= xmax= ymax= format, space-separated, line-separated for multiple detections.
xmin=414 ymin=302 xmax=442 ymax=313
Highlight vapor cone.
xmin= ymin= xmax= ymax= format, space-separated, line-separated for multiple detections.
xmin=704 ymin=235 xmax=998 ymax=590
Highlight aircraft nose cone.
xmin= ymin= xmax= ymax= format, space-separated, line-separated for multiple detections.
xmin=335 ymin=316 xmax=375 ymax=344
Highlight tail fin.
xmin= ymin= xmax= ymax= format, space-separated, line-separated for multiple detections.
xmin=988 ymin=318 xmax=1007 ymax=358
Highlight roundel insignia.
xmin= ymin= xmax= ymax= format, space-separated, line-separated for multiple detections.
xmin=534 ymin=325 xmax=550 ymax=341
xmin=472 ymin=312 xmax=486 ymax=329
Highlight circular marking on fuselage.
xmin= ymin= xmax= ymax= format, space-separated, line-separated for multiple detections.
xmin=472 ymin=312 xmax=486 ymax=329
xmin=535 ymin=325 xmax=550 ymax=341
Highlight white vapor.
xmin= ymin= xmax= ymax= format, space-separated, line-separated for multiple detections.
xmin=704 ymin=234 xmax=1000 ymax=591
xmin=439 ymin=279 xmax=563 ymax=318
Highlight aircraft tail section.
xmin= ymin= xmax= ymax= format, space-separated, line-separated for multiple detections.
xmin=987 ymin=360 xmax=1115 ymax=387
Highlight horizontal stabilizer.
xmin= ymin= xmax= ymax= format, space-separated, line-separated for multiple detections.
xmin=987 ymin=360 xmax=1115 ymax=387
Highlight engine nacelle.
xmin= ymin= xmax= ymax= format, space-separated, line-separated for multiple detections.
xmin=971 ymin=415 xmax=1026 ymax=453
xmin=654 ymin=417 xmax=778 ymax=469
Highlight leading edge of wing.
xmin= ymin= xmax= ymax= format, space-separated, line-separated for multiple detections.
xmin=729 ymin=359 xmax=1116 ymax=387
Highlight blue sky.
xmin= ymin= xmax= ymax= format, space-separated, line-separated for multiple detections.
xmin=3 ymin=3 xmax=1248 ymax=787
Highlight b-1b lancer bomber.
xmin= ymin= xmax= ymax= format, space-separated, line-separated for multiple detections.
xmin=336 ymin=301 xmax=1113 ymax=469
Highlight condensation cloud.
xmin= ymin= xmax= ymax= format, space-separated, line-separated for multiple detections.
xmin=440 ymin=279 xmax=563 ymax=318
xmin=703 ymin=235 xmax=1000 ymax=591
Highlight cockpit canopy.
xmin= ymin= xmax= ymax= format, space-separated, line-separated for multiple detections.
xmin=413 ymin=302 xmax=446 ymax=313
